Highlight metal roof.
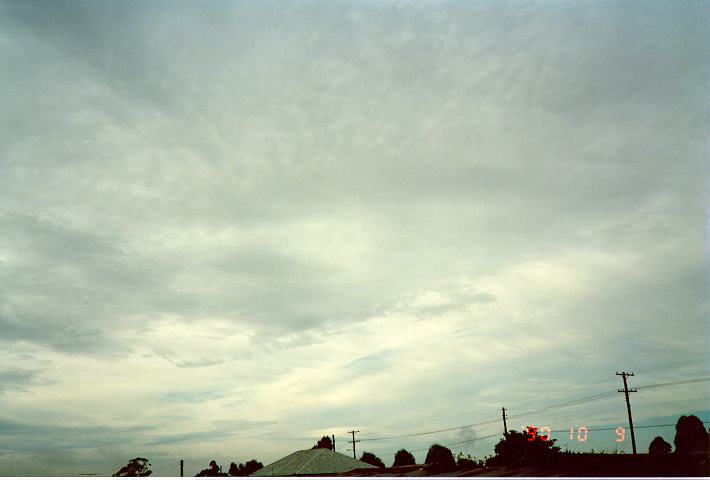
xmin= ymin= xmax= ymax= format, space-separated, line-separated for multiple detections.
xmin=250 ymin=449 xmax=377 ymax=477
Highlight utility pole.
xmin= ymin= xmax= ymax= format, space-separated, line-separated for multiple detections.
xmin=502 ymin=407 xmax=508 ymax=435
xmin=348 ymin=430 xmax=360 ymax=459
xmin=617 ymin=371 xmax=637 ymax=455
xmin=179 ymin=460 xmax=184 ymax=477
xmin=332 ymin=434 xmax=336 ymax=451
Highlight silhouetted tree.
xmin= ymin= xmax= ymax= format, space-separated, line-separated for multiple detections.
xmin=195 ymin=460 xmax=228 ymax=477
xmin=648 ymin=436 xmax=672 ymax=455
xmin=113 ymin=457 xmax=152 ymax=477
xmin=674 ymin=415 xmax=707 ymax=455
xmin=392 ymin=449 xmax=416 ymax=467
xmin=228 ymin=460 xmax=263 ymax=476
xmin=243 ymin=460 xmax=263 ymax=476
xmin=424 ymin=444 xmax=455 ymax=469
xmin=360 ymin=452 xmax=385 ymax=468
xmin=489 ymin=429 xmax=560 ymax=467
xmin=455 ymin=452 xmax=481 ymax=468
xmin=312 ymin=435 xmax=333 ymax=450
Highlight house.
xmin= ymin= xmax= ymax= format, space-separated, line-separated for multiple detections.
xmin=250 ymin=449 xmax=377 ymax=477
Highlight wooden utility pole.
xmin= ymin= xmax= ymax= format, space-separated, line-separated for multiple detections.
xmin=332 ymin=434 xmax=336 ymax=451
xmin=348 ymin=430 xmax=360 ymax=459
xmin=617 ymin=372 xmax=638 ymax=454
xmin=502 ymin=407 xmax=508 ymax=434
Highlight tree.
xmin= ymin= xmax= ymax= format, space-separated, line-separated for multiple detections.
xmin=113 ymin=457 xmax=152 ymax=477
xmin=489 ymin=429 xmax=560 ymax=467
xmin=228 ymin=460 xmax=263 ymax=477
xmin=195 ymin=460 xmax=228 ymax=477
xmin=674 ymin=415 xmax=707 ymax=455
xmin=392 ymin=449 xmax=416 ymax=467
xmin=360 ymin=452 xmax=385 ymax=468
xmin=312 ymin=435 xmax=333 ymax=450
xmin=242 ymin=460 xmax=263 ymax=476
xmin=455 ymin=452 xmax=481 ymax=469
xmin=648 ymin=436 xmax=672 ymax=455
xmin=424 ymin=444 xmax=455 ymax=469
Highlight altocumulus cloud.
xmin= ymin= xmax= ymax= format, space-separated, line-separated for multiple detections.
xmin=0 ymin=0 xmax=708 ymax=475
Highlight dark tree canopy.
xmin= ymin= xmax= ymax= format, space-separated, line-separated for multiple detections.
xmin=392 ymin=449 xmax=416 ymax=467
xmin=360 ymin=452 xmax=385 ymax=468
xmin=228 ymin=459 xmax=263 ymax=477
xmin=648 ymin=436 xmax=672 ymax=455
xmin=113 ymin=457 xmax=152 ymax=477
xmin=312 ymin=435 xmax=333 ymax=450
xmin=424 ymin=444 xmax=455 ymax=469
xmin=195 ymin=460 xmax=228 ymax=477
xmin=674 ymin=415 xmax=707 ymax=455
xmin=455 ymin=452 xmax=481 ymax=469
xmin=490 ymin=429 xmax=560 ymax=467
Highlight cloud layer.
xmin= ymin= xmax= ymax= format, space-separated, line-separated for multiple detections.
xmin=0 ymin=0 xmax=708 ymax=475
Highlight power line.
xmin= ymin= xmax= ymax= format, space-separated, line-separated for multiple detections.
xmin=513 ymin=375 xmax=710 ymax=419
xmin=636 ymin=377 xmax=710 ymax=390
xmin=440 ymin=363 xmax=702 ymax=426
xmin=355 ymin=375 xmax=709 ymax=444
xmin=545 ymin=420 xmax=709 ymax=434
xmin=248 ymin=371 xmax=710 ymax=462
xmin=382 ymin=433 xmax=501 ymax=456
xmin=322 ymin=376 xmax=710 ymax=447
xmin=379 ymin=420 xmax=710 ymax=458
xmin=443 ymin=433 xmax=501 ymax=449
xmin=506 ymin=391 xmax=619 ymax=419
xmin=358 ymin=418 xmax=501 ymax=442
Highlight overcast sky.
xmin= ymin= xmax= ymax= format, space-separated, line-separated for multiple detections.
xmin=0 ymin=0 xmax=708 ymax=476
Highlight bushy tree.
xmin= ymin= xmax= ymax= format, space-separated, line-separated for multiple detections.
xmin=392 ymin=449 xmax=416 ymax=467
xmin=312 ymin=435 xmax=333 ymax=450
xmin=360 ymin=451 xmax=385 ymax=468
xmin=674 ymin=415 xmax=707 ymax=455
xmin=648 ymin=436 xmax=672 ymax=455
xmin=195 ymin=460 xmax=228 ymax=477
xmin=424 ymin=444 xmax=455 ymax=469
xmin=113 ymin=457 xmax=152 ymax=477
xmin=455 ymin=452 xmax=481 ymax=469
xmin=228 ymin=460 xmax=263 ymax=477
xmin=489 ymin=429 xmax=560 ymax=467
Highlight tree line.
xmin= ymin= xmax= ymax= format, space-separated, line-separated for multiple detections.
xmin=112 ymin=414 xmax=709 ymax=476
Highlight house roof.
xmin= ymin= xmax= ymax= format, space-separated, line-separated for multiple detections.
xmin=250 ymin=449 xmax=377 ymax=477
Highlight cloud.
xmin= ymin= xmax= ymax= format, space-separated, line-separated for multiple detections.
xmin=0 ymin=0 xmax=707 ymax=475
xmin=0 ymin=368 xmax=54 ymax=394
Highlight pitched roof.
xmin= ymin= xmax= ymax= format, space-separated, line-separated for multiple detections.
xmin=250 ymin=449 xmax=377 ymax=476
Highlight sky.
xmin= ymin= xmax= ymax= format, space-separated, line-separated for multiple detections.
xmin=0 ymin=0 xmax=709 ymax=476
